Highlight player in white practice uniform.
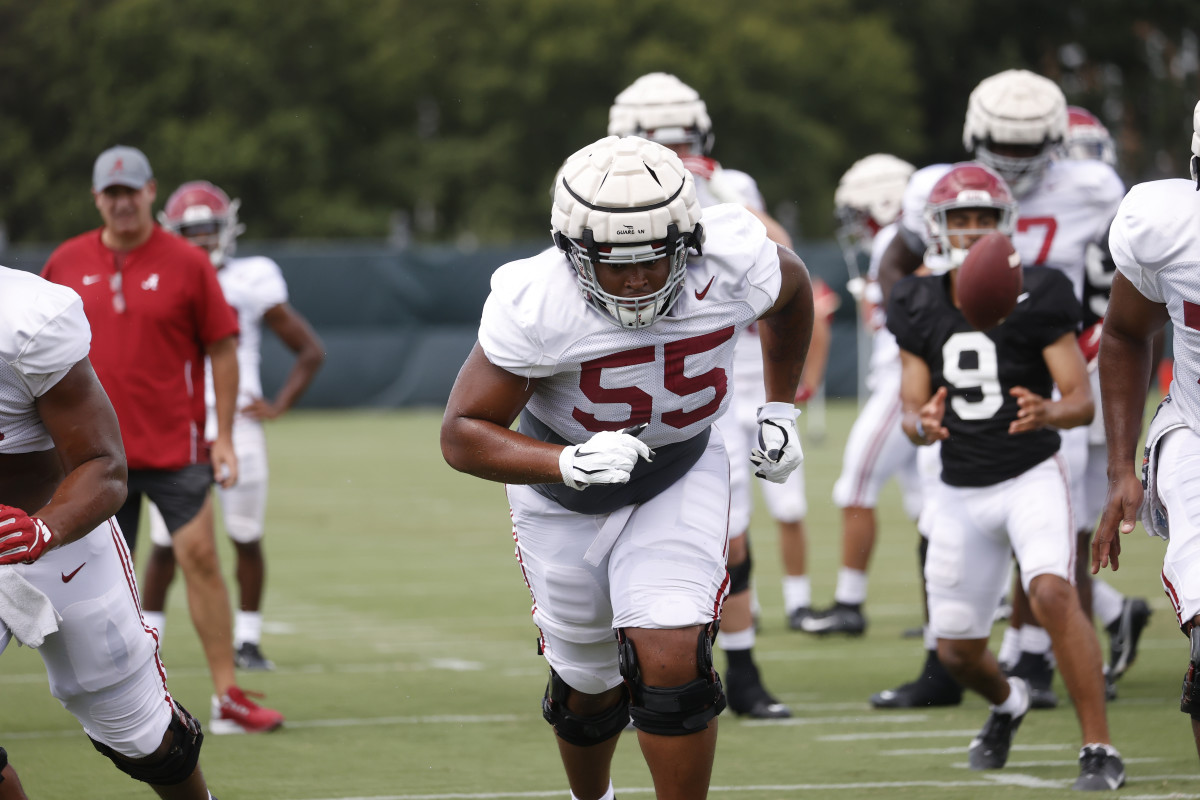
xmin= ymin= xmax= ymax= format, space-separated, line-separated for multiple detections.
xmin=142 ymin=182 xmax=325 ymax=673
xmin=875 ymin=70 xmax=1128 ymax=710
xmin=1094 ymin=99 xmax=1200 ymax=763
xmin=607 ymin=71 xmax=818 ymax=719
xmin=802 ymin=155 xmax=929 ymax=643
xmin=0 ymin=267 xmax=216 ymax=798
xmin=441 ymin=135 xmax=813 ymax=800
xmin=891 ymin=162 xmax=1123 ymax=790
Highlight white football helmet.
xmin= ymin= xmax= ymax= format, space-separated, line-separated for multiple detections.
xmin=551 ymin=135 xmax=704 ymax=328
xmin=1191 ymin=99 xmax=1200 ymax=189
xmin=1064 ymin=106 xmax=1117 ymax=166
xmin=962 ymin=69 xmax=1067 ymax=197
xmin=608 ymin=73 xmax=714 ymax=155
xmin=834 ymin=153 xmax=915 ymax=272
xmin=923 ymin=162 xmax=1017 ymax=274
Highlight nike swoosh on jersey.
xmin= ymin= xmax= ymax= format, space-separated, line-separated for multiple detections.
xmin=1016 ymin=292 xmax=1030 ymax=304
xmin=61 ymin=563 xmax=86 ymax=582
xmin=82 ymin=275 xmax=102 ymax=285
xmin=694 ymin=276 xmax=716 ymax=300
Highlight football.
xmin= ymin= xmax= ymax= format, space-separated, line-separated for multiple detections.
xmin=956 ymin=231 xmax=1023 ymax=331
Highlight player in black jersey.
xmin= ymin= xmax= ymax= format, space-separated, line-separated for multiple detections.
xmin=887 ymin=162 xmax=1124 ymax=789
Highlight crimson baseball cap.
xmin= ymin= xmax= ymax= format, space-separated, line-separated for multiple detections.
xmin=93 ymin=145 xmax=153 ymax=192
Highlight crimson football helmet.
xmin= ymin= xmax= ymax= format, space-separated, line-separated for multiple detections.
xmin=1064 ymin=106 xmax=1117 ymax=166
xmin=551 ymin=135 xmax=704 ymax=329
xmin=158 ymin=181 xmax=244 ymax=266
xmin=963 ymin=70 xmax=1067 ymax=197
xmin=923 ymin=162 xmax=1017 ymax=274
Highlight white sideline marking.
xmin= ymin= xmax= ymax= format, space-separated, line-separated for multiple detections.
xmin=820 ymin=728 xmax=979 ymax=741
xmin=883 ymin=743 xmax=1070 ymax=755
xmin=291 ymin=775 xmax=1200 ymax=800
xmin=286 ymin=714 xmax=519 ymax=729
xmin=743 ymin=713 xmax=927 ymax=727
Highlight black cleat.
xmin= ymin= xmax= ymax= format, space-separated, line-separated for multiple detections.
xmin=786 ymin=606 xmax=814 ymax=630
xmin=870 ymin=651 xmax=963 ymax=708
xmin=1005 ymin=651 xmax=1058 ymax=709
xmin=798 ymin=602 xmax=866 ymax=636
xmin=1106 ymin=597 xmax=1151 ymax=680
xmin=968 ymin=679 xmax=1029 ymax=770
xmin=1072 ymin=744 xmax=1126 ymax=791
xmin=234 ymin=641 xmax=276 ymax=671
xmin=724 ymin=662 xmax=792 ymax=719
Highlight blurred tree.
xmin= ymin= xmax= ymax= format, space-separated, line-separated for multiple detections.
xmin=0 ymin=0 xmax=1195 ymax=246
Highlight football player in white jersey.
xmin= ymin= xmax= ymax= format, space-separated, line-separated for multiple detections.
xmin=441 ymin=135 xmax=813 ymax=800
xmin=801 ymin=155 xmax=931 ymax=645
xmin=1095 ymin=99 xmax=1200 ymax=763
xmin=875 ymin=69 xmax=1127 ymax=710
xmin=607 ymin=71 xmax=819 ymax=719
xmin=142 ymin=182 xmax=326 ymax=672
xmin=891 ymin=162 xmax=1123 ymax=789
xmin=0 ymin=267 xmax=216 ymax=798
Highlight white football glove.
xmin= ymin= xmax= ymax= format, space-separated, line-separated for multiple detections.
xmin=559 ymin=429 xmax=655 ymax=491
xmin=749 ymin=402 xmax=804 ymax=483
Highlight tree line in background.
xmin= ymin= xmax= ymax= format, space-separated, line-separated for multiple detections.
xmin=0 ymin=0 xmax=1196 ymax=247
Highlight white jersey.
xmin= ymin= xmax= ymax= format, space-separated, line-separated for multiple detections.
xmin=1110 ymin=178 xmax=1200 ymax=429
xmin=695 ymin=167 xmax=765 ymax=212
xmin=480 ymin=204 xmax=780 ymax=450
xmin=0 ymin=267 xmax=91 ymax=454
xmin=901 ymin=160 xmax=1124 ymax=302
xmin=203 ymin=256 xmax=288 ymax=439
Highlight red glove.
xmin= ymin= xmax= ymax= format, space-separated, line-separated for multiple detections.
xmin=0 ymin=505 xmax=54 ymax=565
xmin=679 ymin=154 xmax=720 ymax=181
xmin=794 ymin=385 xmax=814 ymax=404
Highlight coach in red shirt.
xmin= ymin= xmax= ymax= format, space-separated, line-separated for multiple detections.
xmin=42 ymin=145 xmax=284 ymax=734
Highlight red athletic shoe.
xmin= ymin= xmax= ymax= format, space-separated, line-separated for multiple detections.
xmin=209 ymin=687 xmax=284 ymax=734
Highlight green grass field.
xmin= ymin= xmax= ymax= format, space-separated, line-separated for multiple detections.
xmin=3 ymin=402 xmax=1196 ymax=799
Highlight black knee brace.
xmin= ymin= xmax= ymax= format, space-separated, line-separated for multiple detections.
xmin=728 ymin=547 xmax=753 ymax=595
xmin=1182 ymin=626 xmax=1200 ymax=720
xmin=619 ymin=625 xmax=726 ymax=736
xmin=541 ymin=668 xmax=630 ymax=747
xmin=90 ymin=701 xmax=203 ymax=786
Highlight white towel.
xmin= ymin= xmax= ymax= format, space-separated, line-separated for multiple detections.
xmin=0 ymin=566 xmax=61 ymax=647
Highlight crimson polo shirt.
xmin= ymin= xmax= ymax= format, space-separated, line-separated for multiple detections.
xmin=42 ymin=226 xmax=239 ymax=471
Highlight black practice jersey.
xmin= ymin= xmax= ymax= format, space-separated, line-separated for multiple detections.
xmin=887 ymin=267 xmax=1082 ymax=487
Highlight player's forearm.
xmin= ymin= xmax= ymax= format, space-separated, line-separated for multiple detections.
xmin=760 ymin=262 xmax=814 ymax=403
xmin=36 ymin=456 xmax=127 ymax=546
xmin=441 ymin=418 xmax=563 ymax=485
xmin=272 ymin=347 xmax=325 ymax=414
xmin=1099 ymin=329 xmax=1154 ymax=479
xmin=1044 ymin=389 xmax=1094 ymax=430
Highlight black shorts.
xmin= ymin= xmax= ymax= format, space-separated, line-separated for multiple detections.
xmin=116 ymin=464 xmax=214 ymax=553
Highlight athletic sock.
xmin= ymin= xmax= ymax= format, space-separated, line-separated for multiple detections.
xmin=719 ymin=628 xmax=755 ymax=652
xmin=572 ymin=781 xmax=615 ymax=800
xmin=1093 ymin=580 xmax=1126 ymax=628
xmin=1019 ymin=624 xmax=1052 ymax=656
xmin=234 ymin=611 xmax=263 ymax=647
xmin=997 ymin=626 xmax=1021 ymax=668
xmin=782 ymin=575 xmax=811 ymax=613
xmin=142 ymin=611 xmax=166 ymax=640
xmin=833 ymin=567 xmax=868 ymax=606
xmin=994 ymin=676 xmax=1029 ymax=715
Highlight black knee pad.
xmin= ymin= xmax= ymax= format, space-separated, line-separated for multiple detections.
xmin=90 ymin=701 xmax=203 ymax=786
xmin=728 ymin=547 xmax=753 ymax=595
xmin=541 ymin=668 xmax=630 ymax=747
xmin=619 ymin=625 xmax=726 ymax=736
xmin=1182 ymin=626 xmax=1200 ymax=720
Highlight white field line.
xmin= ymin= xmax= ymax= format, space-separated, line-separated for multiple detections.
xmin=290 ymin=773 xmax=1200 ymax=800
